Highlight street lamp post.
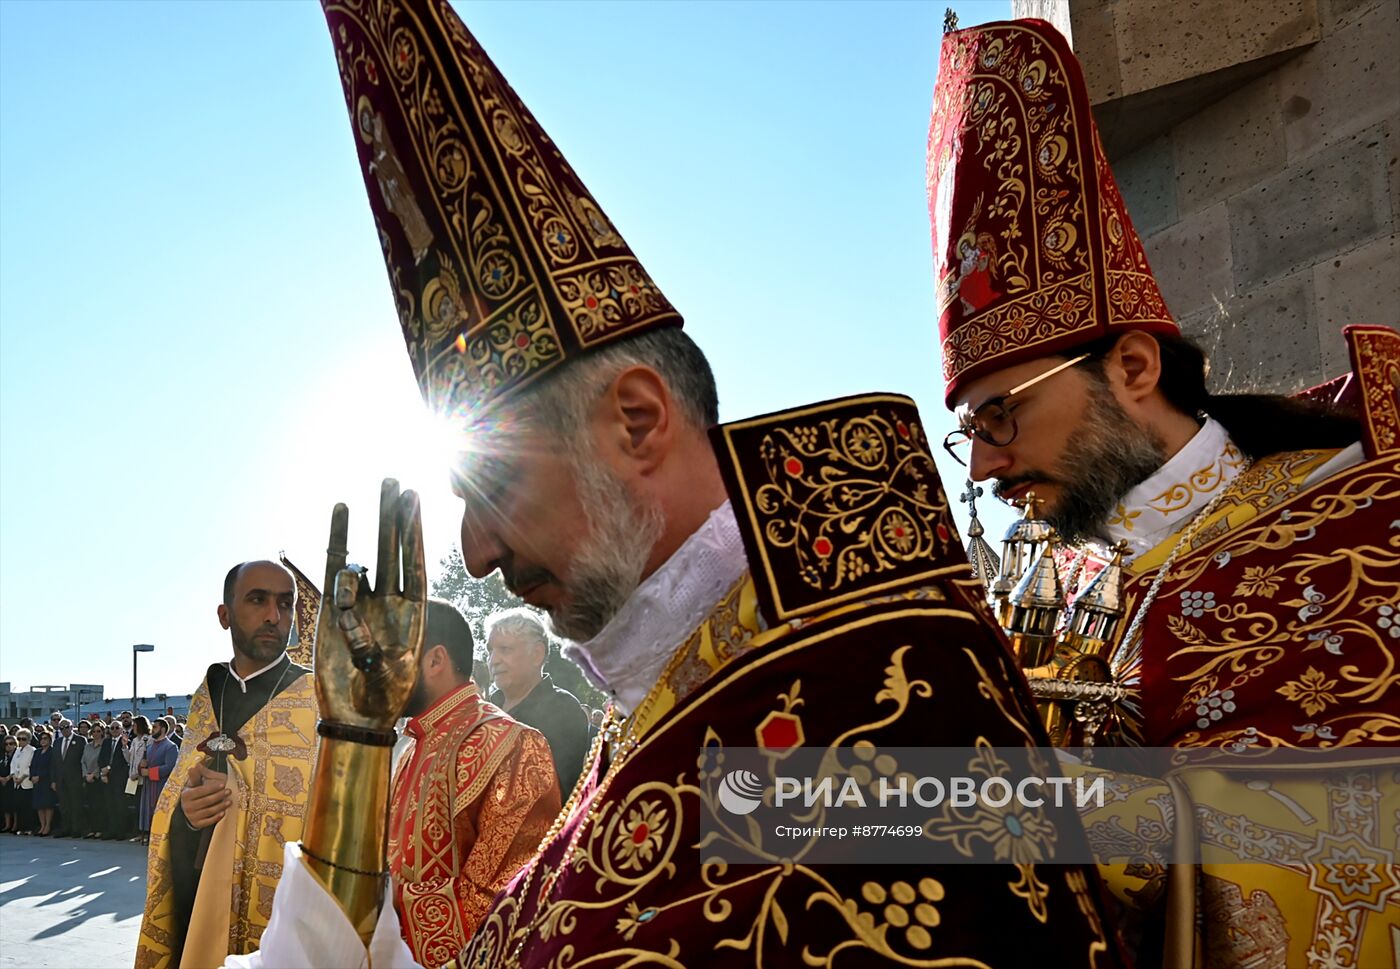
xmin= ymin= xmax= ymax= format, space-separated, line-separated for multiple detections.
xmin=74 ymin=687 xmax=99 ymax=723
xmin=132 ymin=644 xmax=155 ymax=714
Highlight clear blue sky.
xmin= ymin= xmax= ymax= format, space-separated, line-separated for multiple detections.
xmin=0 ymin=0 xmax=1014 ymax=702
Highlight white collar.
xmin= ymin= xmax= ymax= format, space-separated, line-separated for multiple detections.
xmin=227 ymin=653 xmax=286 ymax=694
xmin=1097 ymin=418 xmax=1246 ymax=558
xmin=562 ymin=501 xmax=748 ymax=716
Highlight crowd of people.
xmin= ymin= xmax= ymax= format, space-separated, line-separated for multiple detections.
xmin=0 ymin=708 xmax=184 ymax=845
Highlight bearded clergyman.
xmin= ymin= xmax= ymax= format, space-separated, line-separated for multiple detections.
xmin=218 ymin=1 xmax=1130 ymax=966
xmin=927 ymin=18 xmax=1399 ymax=969
xmin=137 ymin=560 xmax=318 ymax=968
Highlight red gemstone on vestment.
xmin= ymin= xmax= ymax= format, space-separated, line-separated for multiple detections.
xmin=896 ymin=422 xmax=909 ymax=438
xmin=893 ymin=527 xmax=905 ymax=538
xmin=784 ymin=457 xmax=803 ymax=476
xmin=632 ymin=824 xmax=649 ymax=845
xmin=936 ymin=523 xmax=950 ymax=542
xmin=585 ymin=296 xmax=599 ymax=309
xmin=813 ymin=537 xmax=833 ymax=557
xmin=758 ymin=713 xmax=802 ymax=750
xmin=515 ymin=333 xmax=530 ymax=348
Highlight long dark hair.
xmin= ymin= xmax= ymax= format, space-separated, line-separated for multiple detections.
xmin=1076 ymin=332 xmax=1360 ymax=461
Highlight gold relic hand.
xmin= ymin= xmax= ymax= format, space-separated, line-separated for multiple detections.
xmin=301 ymin=478 xmax=426 ymax=945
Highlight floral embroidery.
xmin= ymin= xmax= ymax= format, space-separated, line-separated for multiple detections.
xmin=612 ymin=800 xmax=668 ymax=872
xmin=1289 ymin=584 xmax=1326 ymax=622
xmin=880 ymin=512 xmax=919 ymax=556
xmin=1233 ymin=565 xmax=1282 ymax=599
xmin=1277 ymin=667 xmax=1339 ymax=717
xmin=615 ymin=901 xmax=660 ymax=941
xmin=1306 ymin=629 xmax=1345 ymax=655
xmin=1108 ymin=503 xmax=1140 ymax=532
xmin=1292 ymin=723 xmax=1338 ymax=741
xmin=1147 ymin=443 xmax=1247 ymax=516
xmin=718 ymin=396 xmax=964 ymax=621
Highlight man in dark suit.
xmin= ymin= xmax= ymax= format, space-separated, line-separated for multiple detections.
xmin=100 ymin=721 xmax=131 ymax=840
xmin=485 ymin=609 xmax=590 ymax=799
xmin=52 ymin=719 xmax=86 ymax=837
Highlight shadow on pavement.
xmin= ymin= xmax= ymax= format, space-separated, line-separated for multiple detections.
xmin=0 ymin=833 xmax=148 ymax=966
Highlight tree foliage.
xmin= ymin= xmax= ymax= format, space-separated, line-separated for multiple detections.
xmin=430 ymin=548 xmax=607 ymax=711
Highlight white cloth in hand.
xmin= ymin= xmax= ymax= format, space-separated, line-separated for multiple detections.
xmin=221 ymin=842 xmax=421 ymax=969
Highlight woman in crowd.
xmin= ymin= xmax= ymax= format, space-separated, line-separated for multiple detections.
xmin=80 ymin=721 xmax=105 ymax=838
xmin=126 ymin=716 xmax=150 ymax=844
xmin=30 ymin=727 xmax=57 ymax=836
xmin=0 ymin=733 xmax=16 ymax=833
xmin=9 ymin=728 xmax=35 ymax=834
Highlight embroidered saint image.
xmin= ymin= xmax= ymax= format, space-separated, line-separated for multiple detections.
xmin=357 ymin=96 xmax=435 ymax=265
xmin=953 ymin=230 xmax=1000 ymax=313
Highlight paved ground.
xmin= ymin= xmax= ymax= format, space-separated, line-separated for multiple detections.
xmin=0 ymin=834 xmax=147 ymax=969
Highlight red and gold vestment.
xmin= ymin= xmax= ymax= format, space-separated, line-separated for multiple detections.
xmin=1078 ymin=327 xmax=1400 ymax=968
xmin=453 ymin=394 xmax=1126 ymax=969
xmin=389 ymin=682 xmax=559 ymax=966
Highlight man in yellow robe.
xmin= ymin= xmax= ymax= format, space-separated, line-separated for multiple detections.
xmin=136 ymin=560 xmax=319 ymax=969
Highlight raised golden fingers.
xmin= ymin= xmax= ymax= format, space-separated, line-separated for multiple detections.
xmin=376 ymin=478 xmax=402 ymax=595
xmin=324 ymin=503 xmax=350 ymax=595
xmin=399 ymin=490 xmax=426 ymax=603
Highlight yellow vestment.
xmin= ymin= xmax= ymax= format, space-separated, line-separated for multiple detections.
xmin=135 ymin=674 xmax=318 ymax=969
xmin=1081 ymin=437 xmax=1400 ymax=968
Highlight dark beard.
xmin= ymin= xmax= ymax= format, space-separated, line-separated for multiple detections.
xmin=1047 ymin=379 xmax=1166 ymax=544
xmin=230 ymin=622 xmax=288 ymax=666
xmin=402 ymin=674 xmax=430 ymax=719
xmin=994 ymin=377 xmax=1167 ymax=543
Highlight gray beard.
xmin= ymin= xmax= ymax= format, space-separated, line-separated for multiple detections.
xmin=1046 ymin=380 xmax=1167 ymax=545
xmin=548 ymin=452 xmax=664 ymax=643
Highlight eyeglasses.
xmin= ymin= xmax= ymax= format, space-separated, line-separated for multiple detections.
xmin=942 ymin=353 xmax=1090 ymax=466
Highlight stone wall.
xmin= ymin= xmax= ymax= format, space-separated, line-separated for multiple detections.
xmin=1013 ymin=0 xmax=1399 ymax=391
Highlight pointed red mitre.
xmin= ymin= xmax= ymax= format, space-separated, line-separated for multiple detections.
xmin=320 ymin=0 xmax=682 ymax=416
xmin=927 ymin=19 xmax=1177 ymax=405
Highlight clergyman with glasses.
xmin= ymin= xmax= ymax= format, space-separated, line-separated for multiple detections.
xmin=929 ymin=17 xmax=1397 ymax=967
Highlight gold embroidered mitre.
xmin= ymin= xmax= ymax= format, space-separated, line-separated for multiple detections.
xmin=927 ymin=19 xmax=1177 ymax=403
xmin=319 ymin=0 xmax=683 ymax=415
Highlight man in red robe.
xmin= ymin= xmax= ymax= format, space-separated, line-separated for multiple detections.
xmin=927 ymin=18 xmax=1400 ymax=968
xmin=389 ymin=600 xmax=559 ymax=965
